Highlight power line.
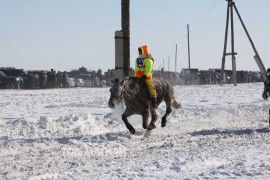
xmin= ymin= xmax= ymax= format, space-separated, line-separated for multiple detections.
xmin=191 ymin=0 xmax=219 ymax=31
xmin=192 ymin=13 xmax=226 ymax=34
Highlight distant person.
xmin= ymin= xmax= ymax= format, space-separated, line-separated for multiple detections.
xmin=97 ymin=69 xmax=103 ymax=81
xmin=47 ymin=69 xmax=54 ymax=88
xmin=56 ymin=71 xmax=62 ymax=88
xmin=134 ymin=45 xmax=157 ymax=108
xmin=40 ymin=71 xmax=47 ymax=89
xmin=63 ymin=71 xmax=68 ymax=88
xmin=95 ymin=76 xmax=100 ymax=87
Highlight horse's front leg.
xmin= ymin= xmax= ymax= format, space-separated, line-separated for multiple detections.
xmin=122 ymin=109 xmax=135 ymax=134
xmin=262 ymin=86 xmax=269 ymax=100
xmin=142 ymin=110 xmax=150 ymax=129
xmin=262 ymin=91 xmax=268 ymax=100
xmin=147 ymin=109 xmax=157 ymax=130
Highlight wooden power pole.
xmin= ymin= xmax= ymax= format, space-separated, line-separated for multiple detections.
xmin=168 ymin=56 xmax=170 ymax=72
xmin=220 ymin=0 xmax=266 ymax=86
xmin=187 ymin=24 xmax=191 ymax=85
xmin=115 ymin=0 xmax=130 ymax=79
xmin=187 ymin=24 xmax=191 ymax=71
xmin=121 ymin=0 xmax=130 ymax=77
xmin=175 ymin=44 xmax=178 ymax=73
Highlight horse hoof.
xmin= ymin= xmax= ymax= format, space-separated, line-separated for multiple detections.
xmin=147 ymin=123 xmax=156 ymax=130
xmin=129 ymin=128 xmax=135 ymax=134
xmin=161 ymin=123 xmax=166 ymax=127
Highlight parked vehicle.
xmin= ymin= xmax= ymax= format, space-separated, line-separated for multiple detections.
xmin=0 ymin=67 xmax=39 ymax=89
xmin=67 ymin=78 xmax=84 ymax=87
xmin=74 ymin=78 xmax=84 ymax=87
xmin=74 ymin=74 xmax=94 ymax=87
xmin=251 ymin=71 xmax=263 ymax=82
xmin=67 ymin=78 xmax=75 ymax=87
xmin=0 ymin=71 xmax=23 ymax=89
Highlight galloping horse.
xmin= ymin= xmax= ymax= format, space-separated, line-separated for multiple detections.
xmin=108 ymin=77 xmax=181 ymax=134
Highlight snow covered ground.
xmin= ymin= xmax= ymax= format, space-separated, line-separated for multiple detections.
xmin=1 ymin=83 xmax=270 ymax=179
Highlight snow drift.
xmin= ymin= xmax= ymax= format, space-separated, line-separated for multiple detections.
xmin=1 ymin=83 xmax=270 ymax=179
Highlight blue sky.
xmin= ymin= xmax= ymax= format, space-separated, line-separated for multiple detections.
xmin=0 ymin=0 xmax=269 ymax=73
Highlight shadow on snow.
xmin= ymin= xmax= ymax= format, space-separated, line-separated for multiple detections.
xmin=190 ymin=127 xmax=270 ymax=137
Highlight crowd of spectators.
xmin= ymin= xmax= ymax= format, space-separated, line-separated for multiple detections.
xmin=1 ymin=66 xmax=266 ymax=89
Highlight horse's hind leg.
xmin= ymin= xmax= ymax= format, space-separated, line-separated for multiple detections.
xmin=122 ymin=109 xmax=135 ymax=134
xmin=161 ymin=99 xmax=172 ymax=127
xmin=148 ymin=109 xmax=157 ymax=130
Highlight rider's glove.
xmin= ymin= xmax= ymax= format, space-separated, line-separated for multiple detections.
xmin=140 ymin=75 xmax=147 ymax=83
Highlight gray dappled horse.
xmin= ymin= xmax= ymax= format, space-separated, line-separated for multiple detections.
xmin=108 ymin=77 xmax=181 ymax=134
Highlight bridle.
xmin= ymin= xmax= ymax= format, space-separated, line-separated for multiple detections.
xmin=111 ymin=84 xmax=124 ymax=105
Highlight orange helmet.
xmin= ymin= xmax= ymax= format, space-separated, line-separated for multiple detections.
xmin=138 ymin=45 xmax=149 ymax=55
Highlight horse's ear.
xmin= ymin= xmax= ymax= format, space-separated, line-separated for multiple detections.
xmin=111 ymin=78 xmax=120 ymax=84
xmin=114 ymin=78 xmax=120 ymax=83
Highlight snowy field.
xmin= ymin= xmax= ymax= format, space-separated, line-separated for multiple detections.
xmin=1 ymin=83 xmax=270 ymax=179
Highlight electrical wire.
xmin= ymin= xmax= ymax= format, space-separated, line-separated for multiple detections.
xmin=189 ymin=0 xmax=228 ymax=36
xmin=192 ymin=13 xmax=226 ymax=35
xmin=190 ymin=0 xmax=219 ymax=31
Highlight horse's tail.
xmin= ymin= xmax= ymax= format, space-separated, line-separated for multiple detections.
xmin=171 ymin=97 xmax=182 ymax=109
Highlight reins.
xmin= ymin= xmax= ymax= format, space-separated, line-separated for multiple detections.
xmin=113 ymin=77 xmax=143 ymax=105
xmin=121 ymin=77 xmax=142 ymax=97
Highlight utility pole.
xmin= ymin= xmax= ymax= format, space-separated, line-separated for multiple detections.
xmin=221 ymin=0 xmax=237 ymax=86
xmin=220 ymin=0 xmax=266 ymax=86
xmin=121 ymin=0 xmax=130 ymax=77
xmin=187 ymin=24 xmax=191 ymax=70
xmin=168 ymin=56 xmax=170 ymax=72
xmin=175 ymin=44 xmax=178 ymax=73
xmin=114 ymin=0 xmax=130 ymax=79
xmin=163 ymin=58 xmax=165 ymax=70
xmin=187 ymin=24 xmax=191 ymax=85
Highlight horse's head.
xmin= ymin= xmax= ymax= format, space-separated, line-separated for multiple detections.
xmin=108 ymin=78 xmax=124 ymax=108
